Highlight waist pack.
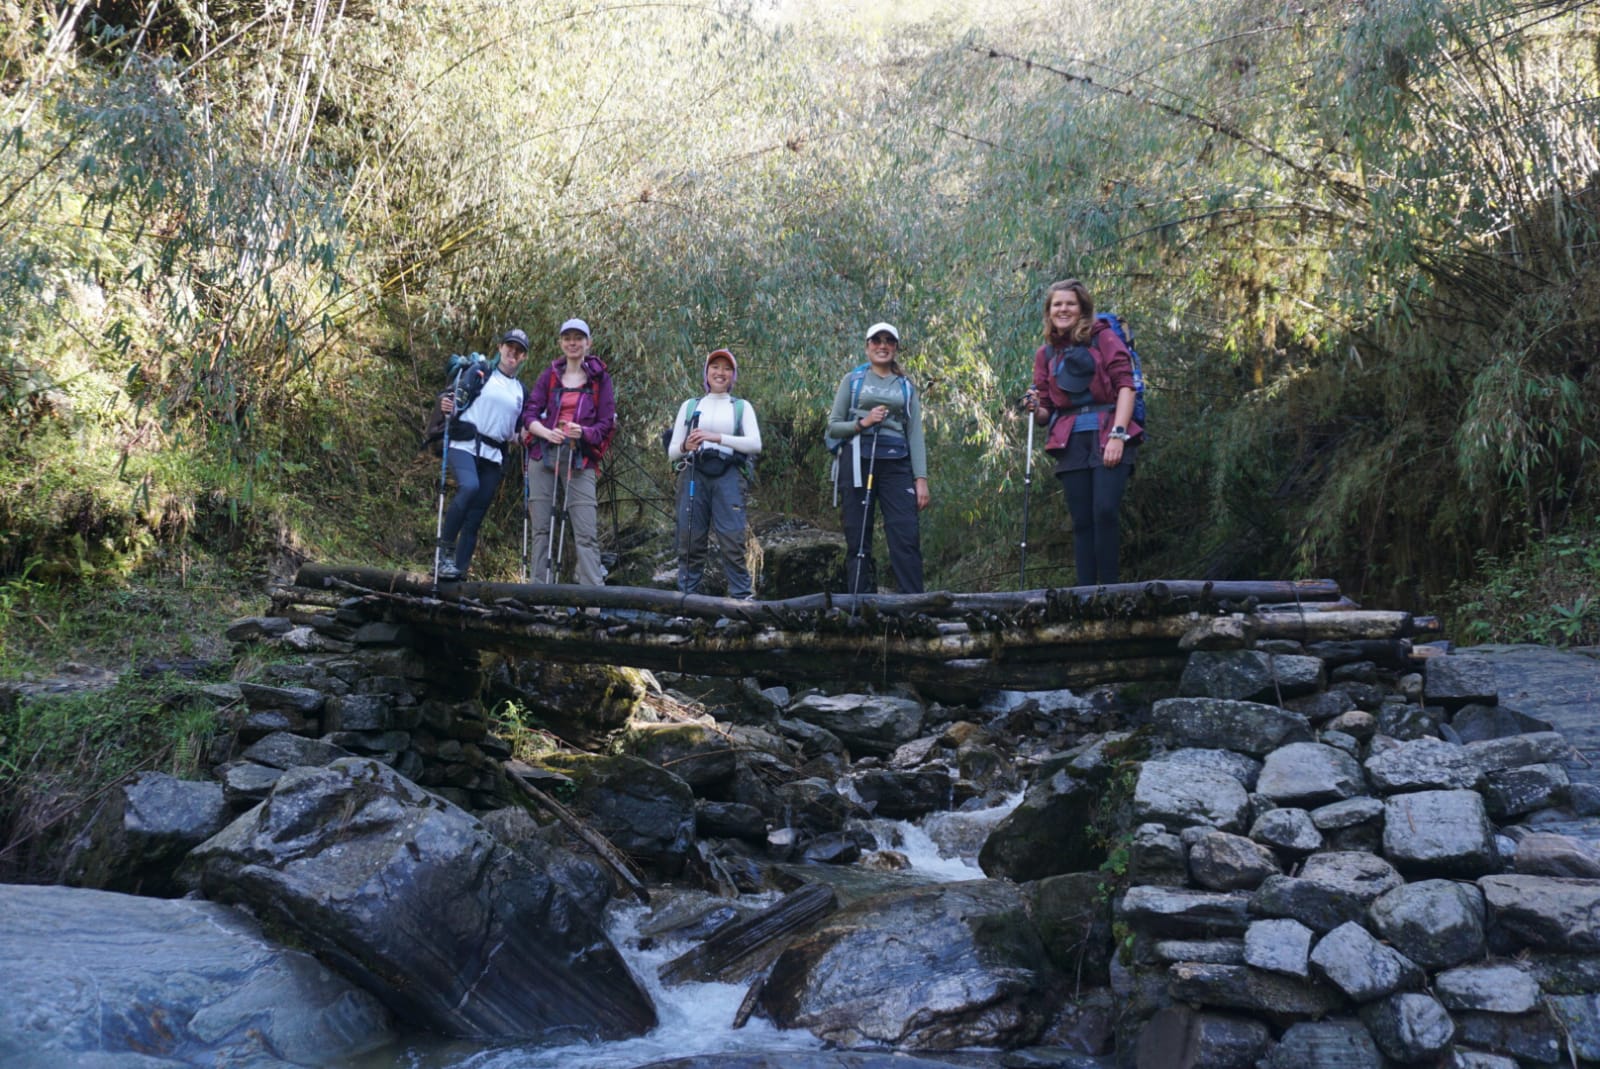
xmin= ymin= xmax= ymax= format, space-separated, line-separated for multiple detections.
xmin=688 ymin=450 xmax=740 ymax=478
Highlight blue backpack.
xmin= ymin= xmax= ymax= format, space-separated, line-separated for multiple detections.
xmin=824 ymin=363 xmax=914 ymax=455
xmin=1096 ymin=313 xmax=1147 ymax=428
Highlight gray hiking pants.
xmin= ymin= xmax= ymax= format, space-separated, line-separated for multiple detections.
xmin=529 ymin=461 xmax=603 ymax=586
xmin=676 ymin=463 xmax=753 ymax=598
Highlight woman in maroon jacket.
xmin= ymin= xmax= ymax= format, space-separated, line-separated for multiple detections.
xmin=520 ymin=318 xmax=616 ymax=585
xmin=1025 ymin=279 xmax=1142 ymax=585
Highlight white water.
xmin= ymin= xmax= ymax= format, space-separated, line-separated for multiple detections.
xmin=372 ymin=791 xmax=1025 ymax=1067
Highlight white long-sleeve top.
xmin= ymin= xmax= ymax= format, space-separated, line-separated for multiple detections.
xmin=667 ymin=392 xmax=762 ymax=462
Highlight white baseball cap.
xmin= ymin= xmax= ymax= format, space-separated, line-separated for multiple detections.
xmin=558 ymin=318 xmax=591 ymax=337
xmin=865 ymin=322 xmax=900 ymax=343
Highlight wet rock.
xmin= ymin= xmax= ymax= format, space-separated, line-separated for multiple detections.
xmin=1445 ymin=1052 xmax=1520 ymax=1069
xmin=1310 ymin=796 xmax=1385 ymax=831
xmin=1133 ymin=760 xmax=1250 ymax=832
xmin=0 ymin=884 xmax=393 ymax=1067
xmin=1365 ymin=737 xmax=1484 ymax=792
xmin=217 ymin=760 xmax=286 ymax=807
xmin=1549 ymin=994 xmax=1600 ymax=1063
xmin=1186 ymin=829 xmax=1280 ymax=891
xmin=759 ymin=879 xmax=1059 ymax=1049
xmin=1248 ymin=807 xmax=1323 ymax=855
xmin=1452 ymin=1010 xmax=1564 ymax=1064
xmin=539 ymin=752 xmax=696 ymax=875
xmin=1178 ymin=650 xmax=1326 ymax=702
xmin=1256 ymin=743 xmax=1365 ymax=806
xmin=323 ymin=693 xmax=397 ymax=732
xmin=1435 ymin=963 xmax=1541 ymax=1013
xmin=1359 ymin=992 xmax=1455 ymax=1061
xmin=1424 ymin=656 xmax=1498 ymax=709
xmin=1030 ymin=872 xmax=1115 ymax=985
xmin=1151 ymin=698 xmax=1313 ymax=756
xmin=804 ymin=832 xmax=864 ymax=865
xmin=1324 ymin=710 xmax=1376 ymax=739
xmin=1513 ymin=831 xmax=1600 ymax=877
xmin=1164 ymin=963 xmax=1343 ymax=1016
xmin=1243 ymin=917 xmax=1313 ymax=978
xmin=1479 ymin=874 xmax=1600 ymax=952
xmin=1133 ymin=1005 xmax=1270 ymax=1069
xmin=1375 ymin=702 xmax=1443 ymax=740
xmin=1309 ymin=921 xmax=1424 ymax=1001
xmin=785 ymin=693 xmax=924 ymax=758
xmin=1157 ymin=747 xmax=1262 ymax=791
xmin=979 ymin=765 xmax=1112 ymax=882
xmin=184 ymin=758 xmax=656 ymax=1041
xmin=1288 ymin=690 xmax=1359 ymax=723
xmin=225 ymin=615 xmax=294 ymax=641
xmin=1150 ymin=938 xmax=1245 ymax=965
xmin=1382 ymin=790 xmax=1496 ymax=876
xmin=773 ymin=777 xmax=857 ymax=834
xmin=1258 ymin=1019 xmax=1384 ymax=1068
xmin=848 ymin=767 xmax=953 ymax=819
xmin=483 ymin=660 xmax=647 ymax=747
xmin=237 ymin=681 xmax=326 ymax=715
xmin=1465 ymin=731 xmax=1572 ymax=774
xmin=695 ymin=800 xmax=768 ymax=842
xmin=617 ymin=721 xmax=737 ymax=791
xmin=1484 ymin=763 xmax=1569 ymax=820
xmin=1451 ymin=703 xmax=1553 ymax=742
xmin=241 ymin=730 xmax=356 ymax=769
xmin=1367 ymin=879 xmax=1487 ymax=970
xmin=1116 ymin=886 xmax=1252 ymax=938
xmin=1127 ymin=824 xmax=1188 ymax=886
xmin=61 ymin=771 xmax=229 ymax=897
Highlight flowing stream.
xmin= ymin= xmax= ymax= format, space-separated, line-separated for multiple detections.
xmin=360 ymin=793 xmax=1023 ymax=1069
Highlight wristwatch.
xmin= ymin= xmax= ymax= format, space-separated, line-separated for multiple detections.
xmin=1108 ymin=426 xmax=1130 ymax=441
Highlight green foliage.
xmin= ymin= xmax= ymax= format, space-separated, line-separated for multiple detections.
xmin=1447 ymin=517 xmax=1600 ymax=646
xmin=0 ymin=669 xmax=225 ymax=880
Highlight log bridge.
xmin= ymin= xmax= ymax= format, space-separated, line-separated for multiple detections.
xmin=284 ymin=565 xmax=1438 ymax=690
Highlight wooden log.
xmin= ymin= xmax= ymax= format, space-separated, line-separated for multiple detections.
xmin=292 ymin=564 xmax=1342 ymax=622
xmin=658 ymin=882 xmax=837 ymax=986
xmin=503 ymin=763 xmax=651 ymax=904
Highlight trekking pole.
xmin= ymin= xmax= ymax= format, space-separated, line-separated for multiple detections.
xmin=1020 ymin=387 xmax=1036 ymax=588
xmin=850 ymin=427 xmax=880 ymax=602
xmin=520 ymin=440 xmax=531 ymax=582
xmin=432 ymin=366 xmax=465 ymax=586
xmin=543 ymin=440 xmax=563 ymax=583
xmin=554 ymin=434 xmax=576 ymax=579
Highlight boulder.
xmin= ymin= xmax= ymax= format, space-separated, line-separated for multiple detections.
xmin=847 ymin=767 xmax=954 ymax=820
xmin=1364 ymin=737 xmax=1484 ymax=793
xmin=1259 ymin=1019 xmax=1385 ymax=1068
xmin=1165 ymin=963 xmax=1343 ymax=1016
xmin=1513 ymin=832 xmax=1600 ymax=878
xmin=758 ymin=879 xmax=1059 ymax=1049
xmin=1382 ymin=790 xmax=1496 ymax=876
xmin=979 ymin=765 xmax=1112 ymax=881
xmin=1116 ymin=886 xmax=1252 ymax=938
xmin=1243 ymin=917 xmax=1313 ymax=979
xmin=1151 ymin=698 xmax=1313 ymax=756
xmin=1479 ymin=874 xmax=1600 ymax=952
xmin=1249 ymin=807 xmax=1323 ymax=855
xmin=0 ymin=883 xmax=392 ymax=1067
xmin=1367 ymin=878 xmax=1487 ymax=970
xmin=615 ymin=721 xmax=737 ymax=791
xmin=1484 ymin=763 xmax=1568 ymax=820
xmin=1256 ymin=743 xmax=1365 ymax=806
xmin=1423 ymin=656 xmax=1497 ymax=709
xmin=184 ymin=758 xmax=656 ymax=1041
xmin=1029 ymin=872 xmax=1115 ymax=986
xmin=483 ymin=659 xmax=647 ymax=746
xmin=537 ymin=752 xmax=697 ymax=874
xmin=1359 ymin=992 xmax=1455 ymax=1062
xmin=1178 ymin=650 xmax=1326 ymax=702
xmin=1133 ymin=760 xmax=1250 ymax=832
xmin=785 ymin=693 xmax=925 ymax=758
xmin=1133 ymin=1006 xmax=1271 ymax=1069
xmin=1186 ymin=829 xmax=1281 ymax=891
xmin=1309 ymin=921 xmax=1424 ymax=1002
xmin=61 ymin=771 xmax=229 ymax=897
xmin=1435 ymin=963 xmax=1541 ymax=1014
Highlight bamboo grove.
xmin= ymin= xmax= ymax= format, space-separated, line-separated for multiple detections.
xmin=2 ymin=0 xmax=1597 ymax=611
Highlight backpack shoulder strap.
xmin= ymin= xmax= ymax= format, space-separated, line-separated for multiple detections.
xmin=732 ymin=397 xmax=744 ymax=437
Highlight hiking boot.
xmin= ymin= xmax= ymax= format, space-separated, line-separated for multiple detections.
xmin=435 ymin=563 xmax=464 ymax=581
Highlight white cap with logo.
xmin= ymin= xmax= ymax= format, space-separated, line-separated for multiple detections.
xmin=865 ymin=322 xmax=900 ymax=342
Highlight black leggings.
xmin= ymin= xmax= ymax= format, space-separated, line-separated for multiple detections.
xmin=1057 ymin=462 xmax=1132 ymax=585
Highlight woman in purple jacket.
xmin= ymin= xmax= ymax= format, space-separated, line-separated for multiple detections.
xmin=520 ymin=318 xmax=616 ymax=585
xmin=1024 ymin=279 xmax=1142 ymax=585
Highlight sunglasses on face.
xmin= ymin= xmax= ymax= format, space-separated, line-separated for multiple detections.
xmin=868 ymin=334 xmax=898 ymax=345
